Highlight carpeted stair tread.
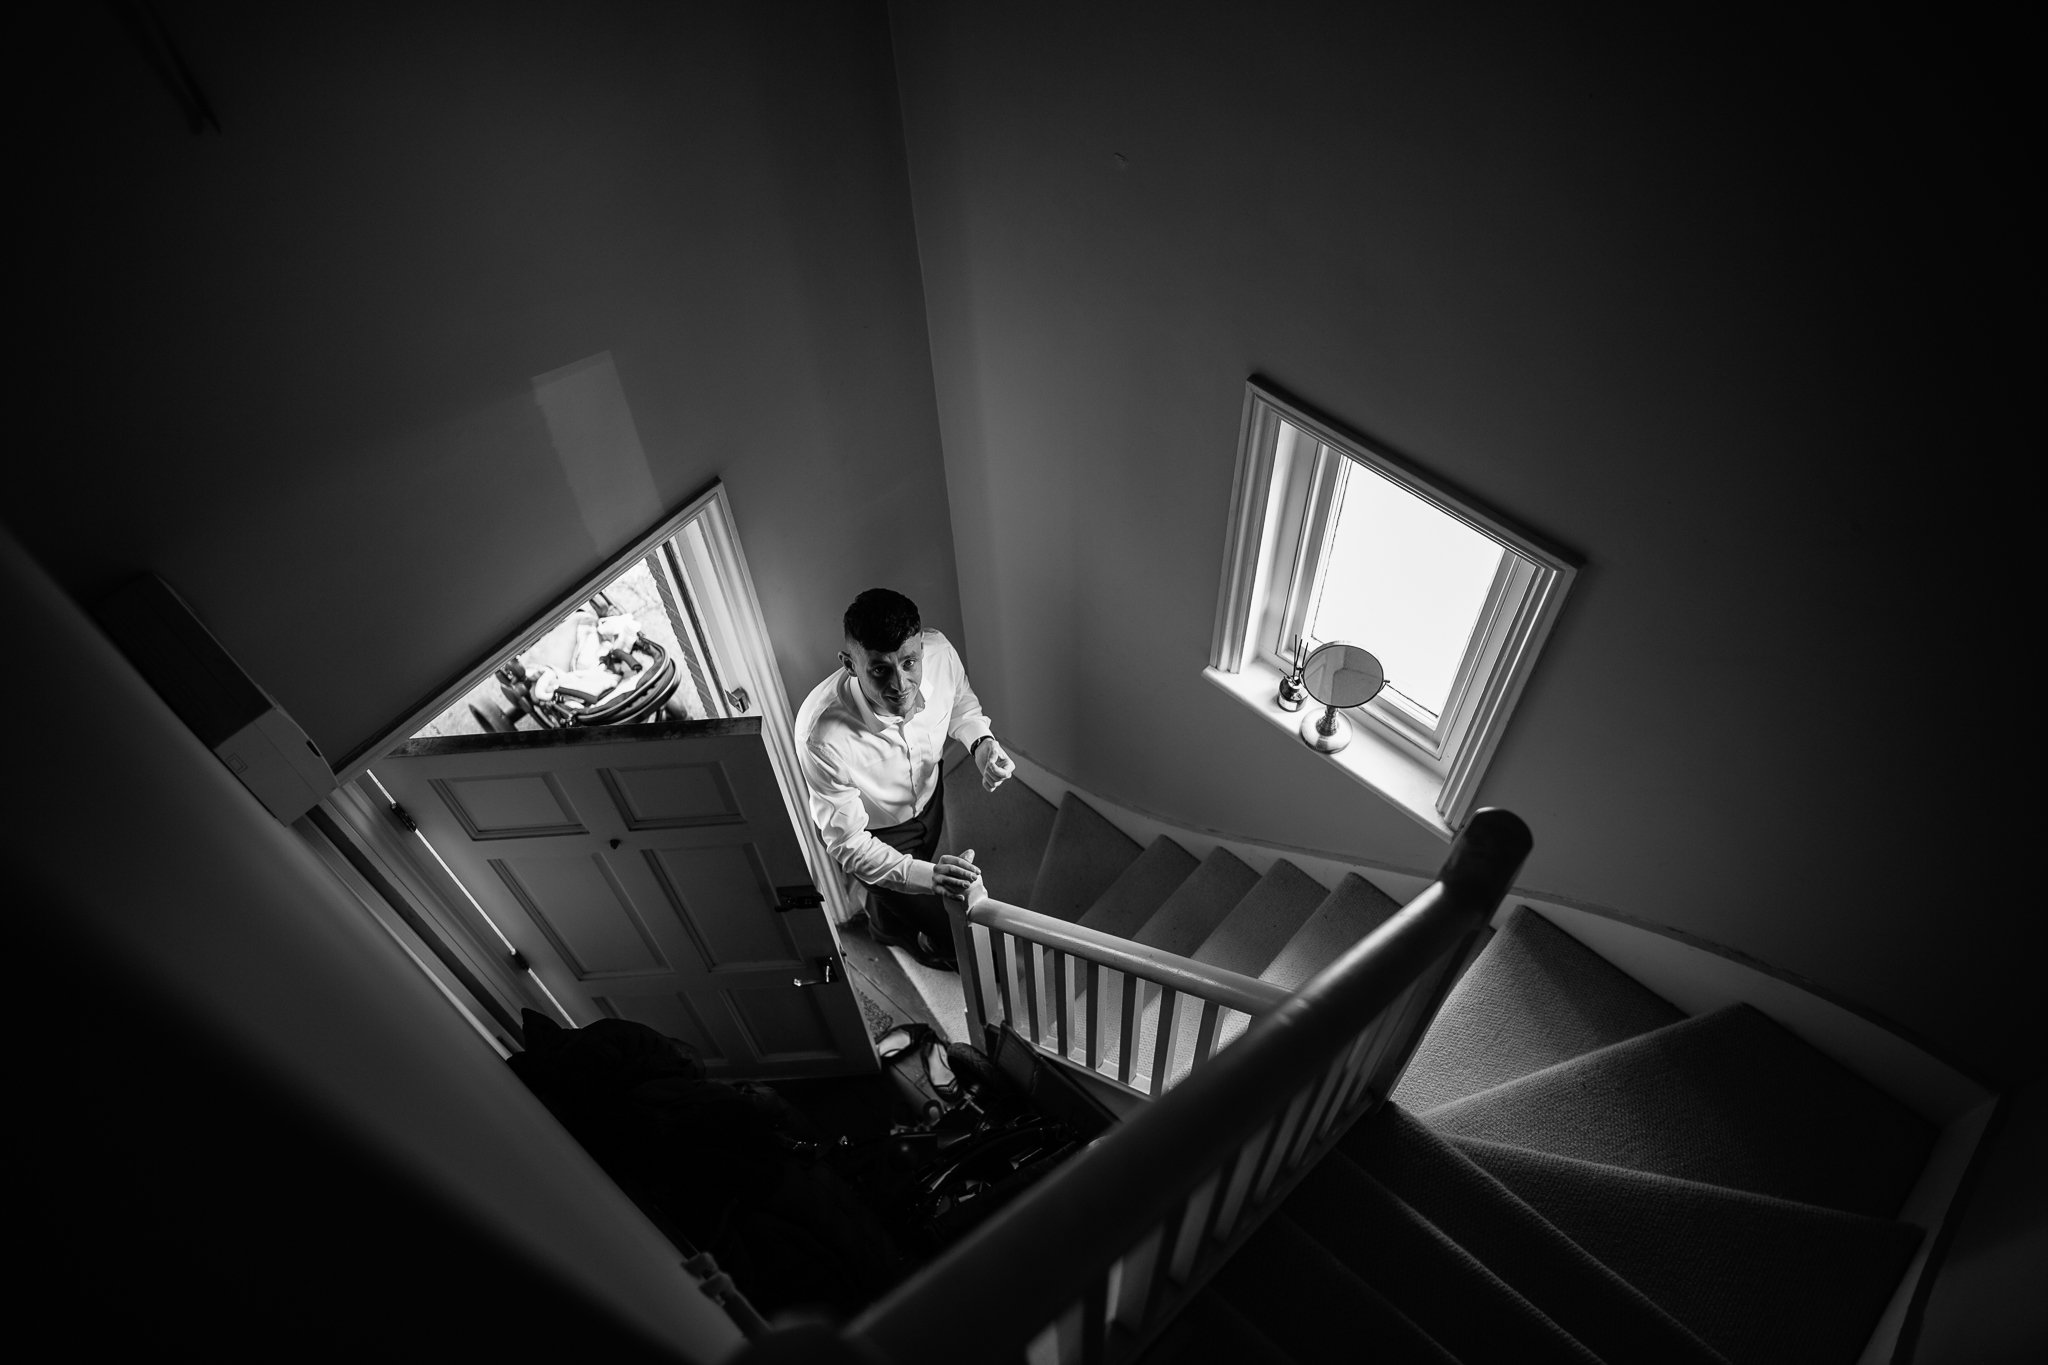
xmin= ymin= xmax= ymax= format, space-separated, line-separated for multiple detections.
xmin=1109 ymin=850 xmax=1264 ymax=1091
xmin=1282 ymin=1147 xmax=1606 ymax=1365
xmin=1188 ymin=859 xmax=1329 ymax=978
xmin=1062 ymin=837 xmax=1200 ymax=1067
xmin=1393 ymin=906 xmax=1683 ymax=1113
xmin=1212 ymin=1212 xmax=1461 ymax=1365
xmin=1079 ymin=836 xmax=1201 ymax=939
xmin=1259 ymin=872 xmax=1405 ymax=992
xmin=1341 ymin=1104 xmax=1731 ymax=1365
xmin=1087 ymin=854 xmax=1317 ymax=1086
xmin=1030 ymin=793 xmax=1142 ymax=922
xmin=1422 ymin=1004 xmax=1935 ymax=1218
xmin=939 ymin=743 xmax=1055 ymax=909
xmin=1452 ymin=1138 xmax=1923 ymax=1365
xmin=1215 ymin=873 xmax=1404 ymax=1052
xmin=1133 ymin=1290 xmax=1295 ymax=1365
xmin=1134 ymin=848 xmax=1261 ymax=956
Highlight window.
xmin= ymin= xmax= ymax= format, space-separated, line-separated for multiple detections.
xmin=1210 ymin=380 xmax=1577 ymax=835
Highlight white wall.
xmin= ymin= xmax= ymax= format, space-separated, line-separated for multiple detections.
xmin=3 ymin=522 xmax=738 ymax=1359
xmin=12 ymin=0 xmax=960 ymax=769
xmin=887 ymin=2 xmax=2034 ymax=1084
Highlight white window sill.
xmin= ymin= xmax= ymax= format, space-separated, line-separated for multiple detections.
xmin=1204 ymin=661 xmax=1455 ymax=841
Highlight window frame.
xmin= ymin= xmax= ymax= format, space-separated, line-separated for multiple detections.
xmin=1209 ymin=379 xmax=1578 ymax=836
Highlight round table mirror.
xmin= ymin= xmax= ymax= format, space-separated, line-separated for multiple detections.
xmin=1298 ymin=642 xmax=1384 ymax=754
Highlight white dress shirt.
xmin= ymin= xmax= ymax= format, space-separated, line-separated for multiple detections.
xmin=795 ymin=629 xmax=994 ymax=893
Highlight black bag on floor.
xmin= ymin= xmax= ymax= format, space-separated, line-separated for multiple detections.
xmin=881 ymin=1022 xmax=1119 ymax=1251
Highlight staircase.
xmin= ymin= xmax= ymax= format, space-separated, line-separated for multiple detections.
xmin=932 ymin=750 xmax=1934 ymax=1364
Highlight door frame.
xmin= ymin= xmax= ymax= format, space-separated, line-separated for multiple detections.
xmin=331 ymin=479 xmax=859 ymax=931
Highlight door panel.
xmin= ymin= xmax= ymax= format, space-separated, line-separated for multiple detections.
xmin=377 ymin=718 xmax=874 ymax=1078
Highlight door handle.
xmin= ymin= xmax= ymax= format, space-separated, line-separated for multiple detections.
xmin=792 ymin=957 xmax=837 ymax=988
xmin=775 ymin=884 xmax=824 ymax=913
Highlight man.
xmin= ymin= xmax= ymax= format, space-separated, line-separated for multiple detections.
xmin=795 ymin=588 xmax=1015 ymax=971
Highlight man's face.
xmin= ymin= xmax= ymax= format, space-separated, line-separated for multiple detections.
xmin=842 ymin=632 xmax=924 ymax=717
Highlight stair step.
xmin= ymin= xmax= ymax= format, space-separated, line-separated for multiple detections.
xmin=1454 ymin=1138 xmax=1923 ymax=1365
xmin=1340 ymin=1104 xmax=1730 ymax=1365
xmin=1047 ymin=836 xmax=1200 ymax=1068
xmin=1078 ymin=836 xmax=1200 ymax=939
xmin=1077 ymin=847 xmax=1258 ymax=1087
xmin=1133 ymin=848 xmax=1261 ymax=956
xmin=1111 ymin=850 xmax=1263 ymax=1091
xmin=1030 ymin=792 xmax=1143 ymax=922
xmin=1188 ymin=858 xmax=1328 ymax=978
xmin=1211 ymin=1211 xmax=1460 ymax=1365
xmin=1213 ymin=873 xmax=1404 ymax=1053
xmin=1423 ymin=1004 xmax=1936 ymax=1219
xmin=1283 ymin=1147 xmax=1605 ymax=1365
xmin=1259 ymin=872 xmax=1404 ymax=992
xmin=1131 ymin=1290 xmax=1293 ymax=1365
xmin=1393 ymin=906 xmax=1683 ymax=1113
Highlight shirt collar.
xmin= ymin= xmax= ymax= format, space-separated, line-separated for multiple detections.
xmin=841 ymin=670 xmax=924 ymax=729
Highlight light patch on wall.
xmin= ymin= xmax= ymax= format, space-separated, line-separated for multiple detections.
xmin=531 ymin=351 xmax=664 ymax=553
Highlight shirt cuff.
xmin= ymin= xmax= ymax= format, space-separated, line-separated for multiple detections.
xmin=902 ymin=859 xmax=937 ymax=892
xmin=952 ymin=718 xmax=994 ymax=749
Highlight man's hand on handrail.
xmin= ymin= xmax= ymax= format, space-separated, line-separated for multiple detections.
xmin=934 ymin=849 xmax=980 ymax=899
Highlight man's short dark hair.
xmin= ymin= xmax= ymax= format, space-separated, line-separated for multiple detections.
xmin=844 ymin=588 xmax=922 ymax=654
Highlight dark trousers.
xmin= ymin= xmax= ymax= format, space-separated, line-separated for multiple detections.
xmin=863 ymin=767 xmax=951 ymax=952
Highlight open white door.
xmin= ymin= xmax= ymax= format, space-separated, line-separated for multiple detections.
xmin=376 ymin=717 xmax=872 ymax=1078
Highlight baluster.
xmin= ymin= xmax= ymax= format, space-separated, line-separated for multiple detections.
xmin=1056 ymin=951 xmax=1072 ymax=1058
xmin=1081 ymin=1271 xmax=1108 ymax=1365
xmin=957 ymin=920 xmax=988 ymax=1040
xmin=1023 ymin=941 xmax=1043 ymax=1046
xmin=1190 ymin=999 xmax=1221 ymax=1072
xmin=1338 ymin=979 xmax=1418 ymax=1117
xmin=992 ymin=932 xmax=1015 ymax=1028
xmin=1289 ymin=1048 xmax=1353 ymax=1168
xmin=1253 ymin=1086 xmax=1313 ymax=1203
xmin=1144 ymin=1189 xmax=1193 ymax=1321
xmin=1177 ymin=1168 xmax=1227 ymax=1283
xmin=1337 ymin=1011 xmax=1393 ymax=1116
xmin=1085 ymin=961 xmax=1104 ymax=1071
xmin=1150 ymin=987 xmax=1180 ymax=1098
xmin=1025 ymin=1315 xmax=1065 ymax=1365
xmin=1117 ymin=976 xmax=1141 ymax=1086
xmin=1212 ymin=1121 xmax=1273 ymax=1242
xmin=1328 ymin=1022 xmax=1381 ymax=1124
xmin=1361 ymin=971 xmax=1439 ymax=1100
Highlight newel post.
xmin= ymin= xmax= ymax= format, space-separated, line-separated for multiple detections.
xmin=945 ymin=881 xmax=989 ymax=1042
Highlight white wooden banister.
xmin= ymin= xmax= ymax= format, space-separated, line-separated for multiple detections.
xmin=813 ymin=807 xmax=1534 ymax=1365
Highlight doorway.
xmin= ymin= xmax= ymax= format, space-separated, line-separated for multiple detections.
xmin=310 ymin=480 xmax=881 ymax=1077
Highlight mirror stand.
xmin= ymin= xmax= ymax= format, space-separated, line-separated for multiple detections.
xmin=1301 ymin=704 xmax=1353 ymax=753
xmin=1295 ymin=641 xmax=1385 ymax=757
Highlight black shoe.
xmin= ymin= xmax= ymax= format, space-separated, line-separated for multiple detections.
xmin=900 ymin=932 xmax=959 ymax=973
xmin=863 ymin=916 xmax=957 ymax=972
xmin=913 ymin=934 xmax=959 ymax=973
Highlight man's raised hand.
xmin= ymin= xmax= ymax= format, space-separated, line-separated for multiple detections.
xmin=975 ymin=737 xmax=1016 ymax=792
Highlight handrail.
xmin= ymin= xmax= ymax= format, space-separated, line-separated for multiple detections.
xmin=968 ymin=899 xmax=1294 ymax=1019
xmin=848 ymin=807 xmax=1532 ymax=1365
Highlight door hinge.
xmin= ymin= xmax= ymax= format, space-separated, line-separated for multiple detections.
xmin=792 ymin=957 xmax=836 ymax=988
xmin=389 ymin=801 xmax=418 ymax=833
xmin=774 ymin=884 xmax=825 ymax=913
